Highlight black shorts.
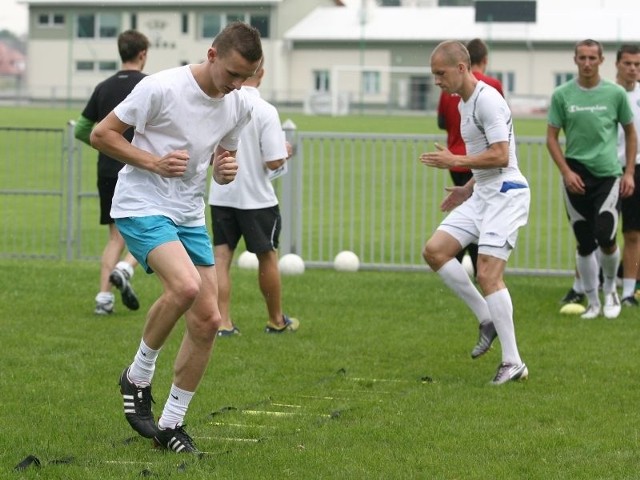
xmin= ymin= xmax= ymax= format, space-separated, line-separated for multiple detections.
xmin=97 ymin=176 xmax=118 ymax=225
xmin=210 ymin=205 xmax=281 ymax=254
xmin=449 ymin=170 xmax=473 ymax=187
xmin=564 ymin=158 xmax=620 ymax=252
xmin=621 ymin=167 xmax=640 ymax=232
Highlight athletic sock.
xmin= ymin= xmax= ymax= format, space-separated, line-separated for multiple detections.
xmin=485 ymin=288 xmax=522 ymax=366
xmin=437 ymin=258 xmax=491 ymax=324
xmin=599 ymin=248 xmax=620 ymax=294
xmin=95 ymin=291 xmax=115 ymax=303
xmin=622 ymin=278 xmax=636 ymax=299
xmin=128 ymin=339 xmax=159 ymax=385
xmin=576 ymin=251 xmax=600 ymax=307
xmin=158 ymin=384 xmax=194 ymax=430
xmin=115 ymin=260 xmax=134 ymax=279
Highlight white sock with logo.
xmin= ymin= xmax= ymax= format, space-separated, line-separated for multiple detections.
xmin=159 ymin=384 xmax=194 ymax=430
xmin=128 ymin=339 xmax=159 ymax=385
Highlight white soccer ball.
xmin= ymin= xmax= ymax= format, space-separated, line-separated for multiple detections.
xmin=237 ymin=251 xmax=259 ymax=270
xmin=334 ymin=250 xmax=360 ymax=272
xmin=279 ymin=253 xmax=305 ymax=275
xmin=462 ymin=254 xmax=474 ymax=277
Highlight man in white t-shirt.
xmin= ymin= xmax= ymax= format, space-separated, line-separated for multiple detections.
xmin=420 ymin=40 xmax=530 ymax=385
xmin=209 ymin=66 xmax=299 ymax=336
xmin=615 ymin=44 xmax=640 ymax=305
xmin=90 ymin=22 xmax=263 ymax=454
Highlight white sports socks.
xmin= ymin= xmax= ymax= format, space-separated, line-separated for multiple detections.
xmin=437 ymin=258 xmax=491 ymax=324
xmin=159 ymin=384 xmax=194 ymax=430
xmin=128 ymin=339 xmax=159 ymax=385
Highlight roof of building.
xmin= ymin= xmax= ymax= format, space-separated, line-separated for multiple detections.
xmin=285 ymin=3 xmax=638 ymax=44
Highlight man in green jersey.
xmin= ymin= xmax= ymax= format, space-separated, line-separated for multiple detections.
xmin=547 ymin=38 xmax=637 ymax=320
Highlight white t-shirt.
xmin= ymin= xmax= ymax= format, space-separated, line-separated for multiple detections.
xmin=617 ymin=81 xmax=640 ymax=166
xmin=111 ymin=65 xmax=252 ymax=226
xmin=208 ymin=86 xmax=287 ymax=209
xmin=460 ymin=81 xmax=526 ymax=186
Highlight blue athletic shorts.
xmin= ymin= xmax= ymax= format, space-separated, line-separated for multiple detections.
xmin=115 ymin=215 xmax=214 ymax=273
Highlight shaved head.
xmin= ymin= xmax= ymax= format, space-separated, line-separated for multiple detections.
xmin=431 ymin=40 xmax=471 ymax=69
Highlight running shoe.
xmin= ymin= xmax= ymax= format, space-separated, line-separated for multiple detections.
xmin=560 ymin=288 xmax=585 ymax=305
xmin=217 ymin=325 xmax=241 ymax=337
xmin=119 ymin=367 xmax=157 ymax=438
xmin=491 ymin=362 xmax=528 ymax=385
xmin=471 ymin=321 xmax=497 ymax=359
xmin=154 ymin=424 xmax=200 ymax=454
xmin=94 ymin=299 xmax=114 ymax=315
xmin=109 ymin=267 xmax=140 ymax=311
xmin=264 ymin=315 xmax=300 ymax=333
xmin=603 ymin=292 xmax=621 ymax=319
xmin=580 ymin=304 xmax=601 ymax=320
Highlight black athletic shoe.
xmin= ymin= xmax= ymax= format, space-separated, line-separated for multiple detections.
xmin=154 ymin=424 xmax=200 ymax=454
xmin=560 ymin=288 xmax=585 ymax=305
xmin=119 ymin=367 xmax=157 ymax=438
xmin=109 ymin=267 xmax=140 ymax=311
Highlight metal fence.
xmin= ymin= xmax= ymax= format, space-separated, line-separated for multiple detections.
xmin=0 ymin=123 xmax=576 ymax=275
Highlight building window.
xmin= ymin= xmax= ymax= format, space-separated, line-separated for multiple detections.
xmin=362 ymin=71 xmax=380 ymax=94
xmin=200 ymin=12 xmax=270 ymax=39
xmin=250 ymin=14 xmax=269 ymax=39
xmin=554 ymin=72 xmax=575 ymax=87
xmin=100 ymin=13 xmax=120 ymax=38
xmin=76 ymin=13 xmax=121 ymax=39
xmin=37 ymin=12 xmax=65 ymax=27
xmin=202 ymin=13 xmax=222 ymax=39
xmin=77 ymin=14 xmax=95 ymax=38
xmin=76 ymin=61 xmax=94 ymax=71
xmin=75 ymin=60 xmax=118 ymax=72
xmin=487 ymin=70 xmax=515 ymax=94
xmin=313 ymin=70 xmax=330 ymax=92
xmin=181 ymin=13 xmax=189 ymax=34
xmin=130 ymin=14 xmax=137 ymax=30
xmin=99 ymin=61 xmax=117 ymax=71
xmin=227 ymin=13 xmax=244 ymax=23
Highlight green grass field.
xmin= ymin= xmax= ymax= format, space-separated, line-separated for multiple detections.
xmin=1 ymin=259 xmax=639 ymax=479
xmin=1 ymin=107 xmax=637 ymax=478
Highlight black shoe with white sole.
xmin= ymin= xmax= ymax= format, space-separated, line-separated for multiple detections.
xmin=119 ymin=367 xmax=157 ymax=438
xmin=154 ymin=424 xmax=200 ymax=454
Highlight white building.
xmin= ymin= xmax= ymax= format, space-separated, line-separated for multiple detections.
xmin=18 ymin=0 xmax=640 ymax=113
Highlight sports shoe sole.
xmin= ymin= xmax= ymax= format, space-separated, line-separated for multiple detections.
xmin=109 ymin=270 xmax=140 ymax=311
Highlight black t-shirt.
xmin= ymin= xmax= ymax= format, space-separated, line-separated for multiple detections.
xmin=82 ymin=70 xmax=146 ymax=178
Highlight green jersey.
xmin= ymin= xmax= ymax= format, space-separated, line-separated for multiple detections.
xmin=548 ymin=78 xmax=633 ymax=177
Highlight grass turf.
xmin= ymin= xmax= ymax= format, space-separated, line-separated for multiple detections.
xmin=1 ymin=259 xmax=638 ymax=479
